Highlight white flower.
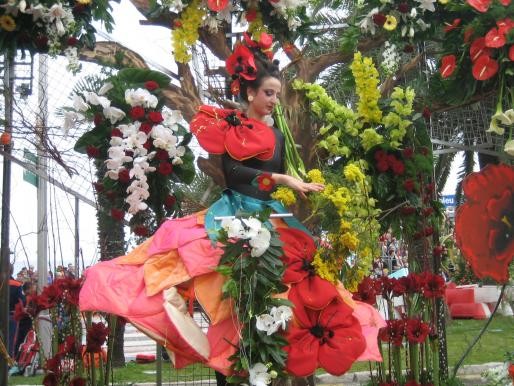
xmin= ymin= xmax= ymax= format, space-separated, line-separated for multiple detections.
xmin=287 ymin=16 xmax=302 ymax=31
xmin=249 ymin=227 xmax=271 ymax=257
xmin=63 ymin=111 xmax=83 ymax=133
xmin=98 ymin=82 xmax=114 ymax=96
xmin=0 ymin=0 xmax=20 ymax=16
xmin=46 ymin=3 xmax=72 ymax=36
xmin=504 ymin=139 xmax=514 ymax=157
xmin=25 ymin=3 xmax=45 ymax=21
xmin=221 ymin=218 xmax=246 ymax=239
xmin=416 ymin=18 xmax=430 ymax=31
xmin=163 ymin=110 xmax=183 ymax=127
xmin=249 ymin=363 xmax=272 ymax=386
xmin=358 ymin=7 xmax=379 ymax=34
xmin=73 ymin=95 xmax=89 ymax=112
xmin=487 ymin=109 xmax=514 ymax=135
xmin=409 ymin=7 xmax=418 ymax=18
xmin=255 ymin=314 xmax=278 ymax=335
xmin=415 ymin=0 xmax=436 ymax=12
xmin=270 ymin=306 xmax=293 ymax=330
xmin=242 ymin=217 xmax=263 ymax=239
xmin=85 ymin=92 xmax=111 ymax=109
xmin=125 ymin=88 xmax=158 ymax=108
xmin=202 ymin=15 xmax=219 ymax=33
xmin=103 ymin=106 xmax=126 ymax=124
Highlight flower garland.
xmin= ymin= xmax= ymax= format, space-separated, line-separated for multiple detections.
xmin=0 ymin=0 xmax=114 ymax=72
xmin=171 ymin=0 xmax=205 ymax=63
xmin=67 ymin=68 xmax=195 ymax=234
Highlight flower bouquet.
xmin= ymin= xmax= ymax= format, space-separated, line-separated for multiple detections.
xmin=67 ymin=68 xmax=196 ymax=235
xmin=0 ymin=0 xmax=114 ymax=72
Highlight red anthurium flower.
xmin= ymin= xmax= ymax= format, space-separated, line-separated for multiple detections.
xmin=497 ymin=18 xmax=514 ymax=35
xmin=444 ymin=18 xmax=461 ymax=33
xmin=466 ymin=0 xmax=492 ymax=12
xmin=86 ymin=145 xmax=100 ymax=158
xmin=464 ymin=27 xmax=475 ymax=43
xmin=285 ymin=294 xmax=366 ymax=377
xmin=440 ymin=55 xmax=457 ymax=78
xmin=470 ymin=38 xmax=493 ymax=62
xmin=279 ymin=228 xmax=339 ymax=309
xmin=352 ymin=276 xmax=377 ymax=305
xmin=225 ymin=44 xmax=257 ymax=80
xmin=500 ymin=0 xmax=511 ymax=5
xmin=510 ymin=45 xmax=514 ymax=61
xmin=255 ymin=173 xmax=275 ymax=191
xmin=139 ymin=122 xmax=153 ymax=134
xmin=405 ymin=318 xmax=430 ymax=343
xmin=207 ymin=0 xmax=229 ymax=11
xmin=455 ymin=164 xmax=514 ymax=283
xmin=378 ymin=319 xmax=405 ymax=346
xmin=86 ymin=322 xmax=110 ymax=353
xmin=484 ymin=27 xmax=506 ymax=48
xmin=472 ymin=55 xmax=499 ymax=80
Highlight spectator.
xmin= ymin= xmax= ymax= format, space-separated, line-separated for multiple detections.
xmin=9 ymin=264 xmax=25 ymax=356
xmin=13 ymin=281 xmax=35 ymax=356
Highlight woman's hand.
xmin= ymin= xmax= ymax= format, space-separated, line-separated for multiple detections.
xmin=272 ymin=173 xmax=324 ymax=199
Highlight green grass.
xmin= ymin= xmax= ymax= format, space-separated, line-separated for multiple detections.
xmin=8 ymin=316 xmax=514 ymax=385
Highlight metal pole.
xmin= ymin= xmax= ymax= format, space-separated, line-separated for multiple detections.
xmin=0 ymin=54 xmax=15 ymax=386
xmin=74 ymin=197 xmax=79 ymax=277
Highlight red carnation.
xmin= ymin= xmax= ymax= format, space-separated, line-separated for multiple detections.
xmin=391 ymin=160 xmax=405 ymax=175
xmin=148 ymin=111 xmax=164 ymax=124
xmin=110 ymin=208 xmax=125 ymax=221
xmin=93 ymin=113 xmax=103 ymax=126
xmin=376 ymin=160 xmax=389 ymax=172
xmin=440 ymin=55 xmax=456 ymax=78
xmin=398 ymin=2 xmax=410 ymax=12
xmin=144 ymin=80 xmax=159 ymax=91
xmin=67 ymin=36 xmax=78 ymax=46
xmin=130 ymin=106 xmax=145 ymax=120
xmin=164 ymin=194 xmax=176 ymax=208
xmin=86 ymin=145 xmax=100 ymax=158
xmin=404 ymin=179 xmax=415 ymax=192
xmin=143 ymin=140 xmax=152 ymax=150
xmin=156 ymin=149 xmax=169 ymax=160
xmin=372 ymin=13 xmax=387 ymax=26
xmin=405 ymin=318 xmax=430 ymax=343
xmin=86 ymin=322 xmax=110 ymax=353
xmin=134 ymin=225 xmax=149 ymax=237
xmin=256 ymin=173 xmax=275 ymax=191
xmin=118 ymin=168 xmax=130 ymax=183
xmin=139 ymin=122 xmax=153 ymax=134
xmin=158 ymin=161 xmax=173 ymax=175
xmin=111 ymin=128 xmax=123 ymax=137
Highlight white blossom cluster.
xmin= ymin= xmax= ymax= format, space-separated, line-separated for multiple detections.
xmin=255 ymin=305 xmax=293 ymax=336
xmin=481 ymin=363 xmax=512 ymax=386
xmin=248 ymin=363 xmax=278 ymax=386
xmin=220 ymin=217 xmax=272 ymax=257
xmin=381 ymin=41 xmax=400 ymax=76
xmin=268 ymin=0 xmax=306 ymax=31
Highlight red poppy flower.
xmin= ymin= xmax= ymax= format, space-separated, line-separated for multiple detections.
xmin=484 ymin=27 xmax=506 ymax=48
xmin=510 ymin=45 xmax=514 ymax=61
xmin=472 ymin=55 xmax=498 ymax=80
xmin=405 ymin=318 xmax=430 ymax=343
xmin=255 ymin=173 xmax=275 ymax=191
xmin=279 ymin=228 xmax=339 ymax=309
xmin=225 ymin=44 xmax=257 ymax=80
xmin=470 ymin=38 xmax=493 ymax=62
xmin=378 ymin=319 xmax=405 ymax=346
xmin=110 ymin=208 xmax=124 ymax=221
xmin=466 ymin=0 xmax=492 ymax=12
xmin=440 ymin=55 xmax=457 ymax=78
xmin=207 ymin=0 xmax=229 ymax=11
xmin=86 ymin=322 xmax=110 ymax=353
xmin=130 ymin=106 xmax=145 ymax=120
xmin=148 ymin=111 xmax=164 ymax=123
xmin=352 ymin=276 xmax=377 ymax=305
xmin=285 ymin=295 xmax=366 ymax=377
xmin=444 ymin=18 xmax=461 ymax=33
xmin=230 ymin=79 xmax=240 ymax=95
xmin=144 ymin=80 xmax=159 ymax=91
xmin=455 ymin=164 xmax=514 ymax=282
xmin=158 ymin=161 xmax=173 ymax=175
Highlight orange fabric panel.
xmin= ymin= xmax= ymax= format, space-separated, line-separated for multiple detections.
xmin=115 ymin=237 xmax=154 ymax=266
xmin=194 ymin=272 xmax=233 ymax=325
xmin=144 ymin=250 xmax=191 ymax=297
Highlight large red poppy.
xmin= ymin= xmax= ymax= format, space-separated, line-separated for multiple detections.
xmin=243 ymin=32 xmax=274 ymax=59
xmin=470 ymin=38 xmax=494 ymax=62
xmin=466 ymin=0 xmax=492 ymax=12
xmin=472 ymin=55 xmax=499 ymax=80
xmin=225 ymin=44 xmax=257 ymax=81
xmin=279 ymin=228 xmax=339 ymax=310
xmin=285 ymin=293 xmax=366 ymax=377
xmin=405 ymin=318 xmax=430 ymax=343
xmin=439 ymin=55 xmax=456 ymax=78
xmin=190 ymin=105 xmax=276 ymax=161
xmin=455 ymin=164 xmax=514 ymax=283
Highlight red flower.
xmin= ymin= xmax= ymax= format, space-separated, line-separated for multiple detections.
xmin=39 ymin=283 xmax=63 ymax=309
xmin=404 ymin=179 xmax=416 ymax=192
xmin=352 ymin=277 xmax=377 ymax=305
xmin=464 ymin=27 xmax=475 ymax=43
xmin=422 ymin=207 xmax=434 ymax=217
xmin=230 ymin=79 xmax=240 ymax=95
xmin=403 ymin=147 xmax=414 ymax=158
xmin=129 ymin=106 xmax=145 ymax=120
xmin=424 ymin=226 xmax=434 ymax=236
xmin=93 ymin=182 xmax=104 ymax=192
xmin=422 ymin=107 xmax=431 ymax=119
xmin=285 ymin=296 xmax=366 ymax=377
xmin=110 ymin=208 xmax=124 ymax=221
xmin=510 ymin=45 xmax=514 ymax=61
xmin=508 ymin=363 xmax=514 ymax=380
xmin=391 ymin=160 xmax=405 ymax=175
xmin=164 ymin=194 xmax=176 ymax=208
xmin=69 ymin=377 xmax=87 ymax=386
xmin=118 ymin=168 xmax=130 ymax=183
xmin=93 ymin=113 xmax=103 ymax=126
xmin=497 ymin=18 xmax=514 ymax=36
xmin=372 ymin=13 xmax=387 ymax=26
xmin=144 ymin=80 xmax=159 ymax=91
xmin=440 ymin=55 xmax=456 ymax=78
xmin=455 ymin=164 xmax=514 ymax=282
xmin=111 ymin=128 xmax=123 ymax=137
xmin=398 ymin=272 xmax=423 ymax=294
xmin=245 ymin=9 xmax=257 ymax=22
xmin=158 ymin=161 xmax=173 ymax=175
xmin=444 ymin=18 xmax=461 ymax=33
xmin=86 ymin=145 xmax=100 ymax=158
xmin=398 ymin=2 xmax=410 ymax=12
xmin=243 ymin=32 xmax=273 ymax=52
xmin=148 ymin=111 xmax=163 ymax=124
xmin=421 ymin=272 xmax=446 ymax=298
xmin=225 ymin=44 xmax=257 ymax=81
xmin=470 ymin=38 xmax=493 ymax=62
xmin=44 ymin=354 xmax=62 ymax=375
xmin=405 ymin=318 xmax=430 ymax=343
xmin=467 ymin=0 xmax=492 ymax=12
xmin=59 ymin=335 xmax=79 ymax=355
xmin=13 ymin=300 xmax=28 ymax=321
xmin=433 ymin=245 xmax=444 ymax=257
xmin=500 ymin=0 xmax=512 ymax=4
xmin=207 ymin=0 xmax=229 ymax=11
xmin=86 ymin=322 xmax=110 ymax=353
xmin=279 ymin=228 xmax=339 ymax=309
xmin=472 ymin=55 xmax=498 ymax=81
xmin=391 ymin=278 xmax=407 ymax=297
xmin=134 ymin=225 xmax=149 ymax=236
xmin=256 ymin=173 xmax=275 ymax=191
xmin=401 ymin=206 xmax=416 ymax=215
xmin=155 ymin=149 xmax=168 ymax=160
xmin=405 ymin=380 xmax=421 ymax=386
xmin=484 ymin=27 xmax=506 ymax=48
xmin=139 ymin=121 xmax=153 ymax=134
xmin=379 ymin=319 xmax=405 ymax=346
xmin=42 ymin=372 xmax=59 ymax=386
xmin=376 ymin=160 xmax=389 ymax=172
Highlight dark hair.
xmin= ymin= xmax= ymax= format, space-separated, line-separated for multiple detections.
xmin=239 ymin=52 xmax=280 ymax=103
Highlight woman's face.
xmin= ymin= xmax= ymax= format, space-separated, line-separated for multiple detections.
xmin=247 ymin=76 xmax=281 ymax=119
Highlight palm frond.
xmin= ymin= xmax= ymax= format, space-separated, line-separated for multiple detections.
xmin=434 ymin=152 xmax=457 ymax=194
xmin=455 ymin=151 xmax=475 ymax=206
xmin=175 ymin=171 xmax=222 ymax=215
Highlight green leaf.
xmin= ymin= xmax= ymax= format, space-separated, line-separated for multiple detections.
xmin=116 ymin=68 xmax=170 ymax=88
xmin=74 ymin=127 xmax=108 ymax=153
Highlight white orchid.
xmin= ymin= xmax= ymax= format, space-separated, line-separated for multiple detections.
xmin=221 ymin=218 xmax=246 ymax=239
xmin=103 ymin=106 xmax=126 ymax=124
xmin=358 ymin=7 xmax=379 ymax=34
xmin=73 ymin=95 xmax=90 ymax=112
xmin=255 ymin=314 xmax=279 ymax=336
xmin=125 ymin=88 xmax=158 ymax=108
xmin=249 ymin=363 xmax=272 ymax=386
xmin=249 ymin=227 xmax=271 ymax=257
xmin=162 ymin=110 xmax=183 ymax=128
xmin=84 ymin=92 xmax=111 ymax=109
xmin=98 ymin=82 xmax=114 ymax=96
xmin=270 ymin=306 xmax=293 ymax=330
xmin=63 ymin=111 xmax=84 ymax=133
xmin=415 ymin=0 xmax=436 ymax=12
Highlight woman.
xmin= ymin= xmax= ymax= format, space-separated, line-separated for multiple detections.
xmin=80 ymin=36 xmax=383 ymax=378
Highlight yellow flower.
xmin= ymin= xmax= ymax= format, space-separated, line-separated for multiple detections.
xmin=172 ymin=0 xmax=205 ymax=63
xmin=343 ymin=163 xmax=365 ymax=183
xmin=340 ymin=232 xmax=359 ymax=251
xmin=312 ymin=251 xmax=339 ymax=284
xmin=0 ymin=15 xmax=16 ymax=32
xmin=271 ymin=186 xmax=296 ymax=206
xmin=307 ymin=169 xmax=325 ymax=184
xmin=76 ymin=0 xmax=92 ymax=4
xmin=350 ymin=52 xmax=382 ymax=124
xmin=438 ymin=0 xmax=449 ymax=4
xmin=383 ymin=15 xmax=398 ymax=31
